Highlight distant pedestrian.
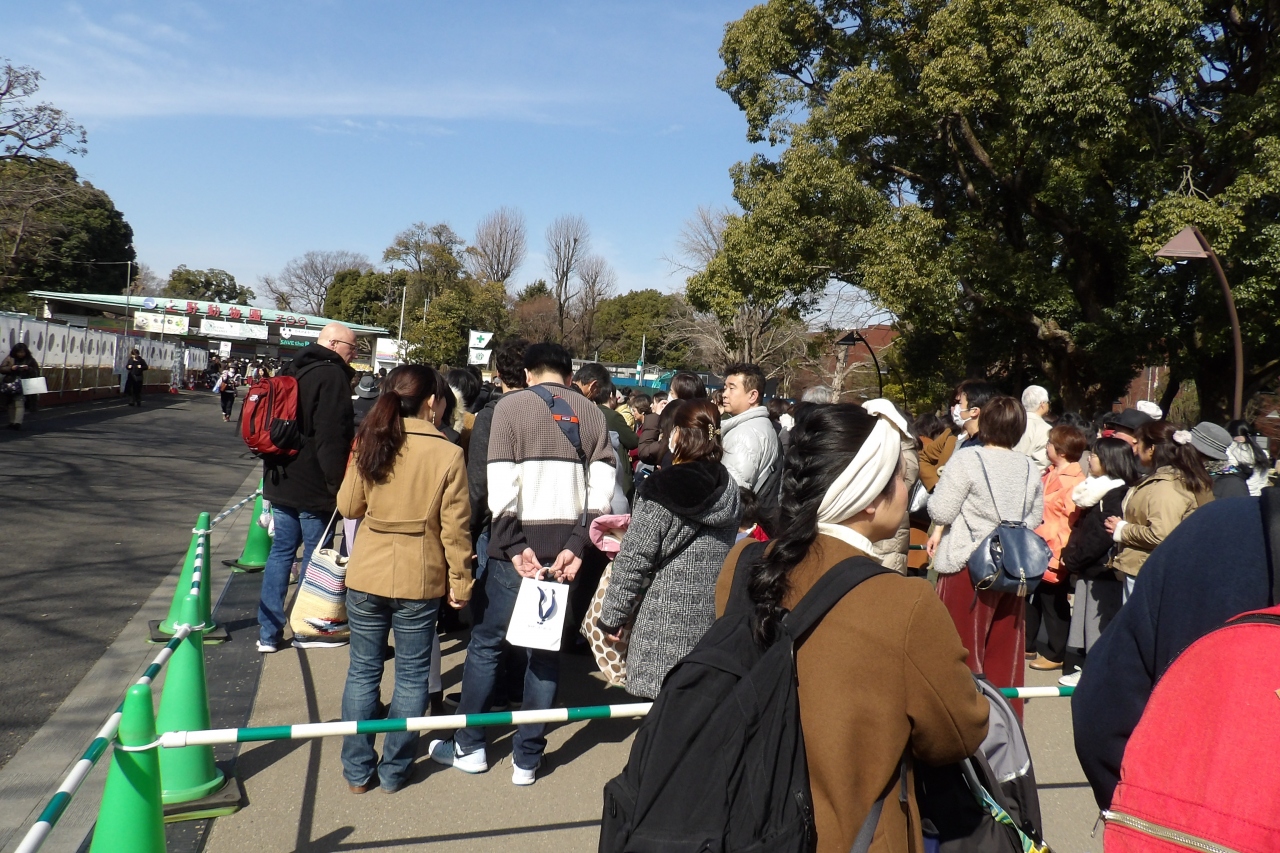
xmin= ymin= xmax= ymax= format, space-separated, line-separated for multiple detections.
xmin=1058 ymin=437 xmax=1141 ymax=684
xmin=1104 ymin=421 xmax=1213 ymax=601
xmin=216 ymin=365 xmax=241 ymax=422
xmin=927 ymin=395 xmax=1044 ymax=707
xmin=124 ymin=348 xmax=148 ymax=406
xmin=431 ymin=342 xmax=615 ymax=786
xmin=637 ymin=373 xmax=704 ymax=468
xmin=1013 ymin=385 xmax=1052 ymax=472
xmin=258 ymin=322 xmax=358 ymax=653
xmin=351 ymin=375 xmax=379 ymax=427
xmin=720 ymin=363 xmax=781 ymax=503
xmin=1 ymin=343 xmax=39 ymax=430
xmin=336 ymin=364 xmax=471 ymax=794
xmin=597 ymin=399 xmax=740 ymax=699
xmin=1189 ymin=421 xmax=1250 ymax=500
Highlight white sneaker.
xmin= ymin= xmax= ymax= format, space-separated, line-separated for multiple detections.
xmin=428 ymin=739 xmax=487 ymax=773
xmin=256 ymin=640 xmax=280 ymax=654
xmin=1059 ymin=669 xmax=1082 ymax=687
xmin=512 ymin=762 xmax=540 ymax=786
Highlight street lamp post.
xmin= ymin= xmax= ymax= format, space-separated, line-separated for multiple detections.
xmin=835 ymin=329 xmax=884 ymax=398
xmin=1155 ymin=226 xmax=1244 ymax=420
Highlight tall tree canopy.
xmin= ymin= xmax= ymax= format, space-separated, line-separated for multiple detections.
xmin=708 ymin=0 xmax=1280 ymax=416
xmin=163 ymin=266 xmax=254 ymax=305
xmin=593 ymin=289 xmax=693 ymax=368
xmin=0 ymin=159 xmax=134 ymax=310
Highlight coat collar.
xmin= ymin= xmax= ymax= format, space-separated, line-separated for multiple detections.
xmin=404 ymin=418 xmax=446 ymax=438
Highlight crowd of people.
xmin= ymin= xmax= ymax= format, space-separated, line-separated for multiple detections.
xmin=245 ymin=321 xmax=1277 ymax=849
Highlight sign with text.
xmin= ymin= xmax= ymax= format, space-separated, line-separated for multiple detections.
xmin=468 ymin=330 xmax=494 ymax=349
xmin=199 ymin=319 xmax=269 ymax=340
xmin=133 ymin=311 xmax=189 ymax=335
xmin=218 ymin=341 xmax=232 ymax=357
xmin=280 ymin=326 xmax=320 ymax=340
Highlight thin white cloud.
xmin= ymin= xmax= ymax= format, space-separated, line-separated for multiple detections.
xmin=21 ymin=5 xmax=586 ymax=122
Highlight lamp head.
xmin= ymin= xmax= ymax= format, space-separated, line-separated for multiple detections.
xmin=1157 ymin=226 xmax=1209 ymax=260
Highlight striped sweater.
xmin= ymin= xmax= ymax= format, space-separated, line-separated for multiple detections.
xmin=486 ymin=382 xmax=617 ymax=563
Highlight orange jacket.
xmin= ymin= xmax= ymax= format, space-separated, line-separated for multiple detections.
xmin=1035 ymin=461 xmax=1086 ymax=579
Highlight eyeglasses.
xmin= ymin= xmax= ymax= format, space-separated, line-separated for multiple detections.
xmin=327 ymin=338 xmax=357 ymax=351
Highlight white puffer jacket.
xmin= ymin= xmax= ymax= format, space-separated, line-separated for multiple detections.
xmin=720 ymin=406 xmax=781 ymax=495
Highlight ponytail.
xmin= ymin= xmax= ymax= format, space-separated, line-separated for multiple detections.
xmin=748 ymin=404 xmax=878 ymax=646
xmin=354 ymin=365 xmax=440 ymax=484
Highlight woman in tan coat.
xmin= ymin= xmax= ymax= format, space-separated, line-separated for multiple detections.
xmin=716 ymin=402 xmax=988 ymax=853
xmin=336 ymin=364 xmax=472 ymax=794
xmin=1105 ymin=420 xmax=1213 ymax=600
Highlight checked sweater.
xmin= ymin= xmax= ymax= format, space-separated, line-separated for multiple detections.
xmin=486 ymin=382 xmax=617 ymax=563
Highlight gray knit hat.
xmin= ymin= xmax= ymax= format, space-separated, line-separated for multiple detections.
xmin=1189 ymin=422 xmax=1232 ymax=461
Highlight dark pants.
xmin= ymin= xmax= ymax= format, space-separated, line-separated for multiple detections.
xmin=125 ymin=376 xmax=143 ymax=405
xmin=454 ymin=559 xmax=559 ymax=769
xmin=1025 ymin=579 xmax=1072 ymax=663
xmin=220 ymin=391 xmax=236 ymax=418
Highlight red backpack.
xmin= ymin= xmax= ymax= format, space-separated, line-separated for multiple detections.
xmin=1104 ymin=488 xmax=1280 ymax=852
xmin=240 ymin=365 xmax=325 ymax=458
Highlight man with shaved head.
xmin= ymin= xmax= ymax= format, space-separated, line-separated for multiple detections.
xmin=257 ymin=321 xmax=358 ymax=652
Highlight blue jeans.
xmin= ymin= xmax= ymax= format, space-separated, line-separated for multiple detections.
xmin=258 ymin=505 xmax=330 ymax=645
xmin=340 ymin=591 xmax=440 ymax=790
xmin=454 ymin=558 xmax=559 ymax=769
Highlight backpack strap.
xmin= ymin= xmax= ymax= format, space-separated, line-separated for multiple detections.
xmin=725 ymin=540 xmax=769 ymax=615
xmin=1261 ymin=487 xmax=1280 ymax=606
xmin=782 ymin=554 xmax=890 ymax=641
xmin=528 ymin=385 xmax=590 ymax=526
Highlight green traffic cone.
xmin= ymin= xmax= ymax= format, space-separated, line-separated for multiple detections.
xmin=89 ymin=683 xmax=166 ymax=853
xmin=158 ymin=515 xmax=208 ymax=635
xmin=223 ymin=489 xmax=271 ymax=572
xmin=156 ymin=593 xmax=225 ymax=805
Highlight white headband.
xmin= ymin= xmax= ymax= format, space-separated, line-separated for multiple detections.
xmin=816 ymin=399 xmax=910 ymax=525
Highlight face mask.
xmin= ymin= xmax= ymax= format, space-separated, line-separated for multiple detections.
xmin=951 ymin=404 xmax=967 ymax=429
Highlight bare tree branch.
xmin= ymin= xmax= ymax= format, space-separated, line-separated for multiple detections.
xmin=466 ymin=206 xmax=527 ymax=284
xmin=663 ymin=205 xmax=730 ymax=275
xmin=545 ymin=214 xmax=590 ymax=342
xmin=262 ymin=250 xmax=373 ymax=314
xmin=572 ymin=254 xmax=617 ymax=355
xmin=0 ymin=60 xmax=87 ymax=160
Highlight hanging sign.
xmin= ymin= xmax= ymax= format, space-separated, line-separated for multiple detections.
xmin=199 ymin=319 xmax=269 ymax=340
xmin=468 ymin=347 xmax=492 ymax=366
xmin=468 ymin=330 xmax=494 ymax=349
xmin=134 ymin=312 xmax=190 ymax=334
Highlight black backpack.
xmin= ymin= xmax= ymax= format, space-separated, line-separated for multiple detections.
xmin=599 ymin=542 xmax=891 ymax=853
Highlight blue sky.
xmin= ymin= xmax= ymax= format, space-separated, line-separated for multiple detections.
xmin=8 ymin=1 xmax=761 ymax=303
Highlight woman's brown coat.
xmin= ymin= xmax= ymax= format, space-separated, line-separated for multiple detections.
xmin=716 ymin=536 xmax=989 ymax=853
xmin=337 ymin=418 xmax=473 ymax=603
xmin=917 ymin=430 xmax=957 ymax=492
xmin=1110 ymin=466 xmax=1212 ymax=578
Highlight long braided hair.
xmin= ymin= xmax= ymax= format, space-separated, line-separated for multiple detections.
xmin=747 ymin=403 xmax=889 ymax=646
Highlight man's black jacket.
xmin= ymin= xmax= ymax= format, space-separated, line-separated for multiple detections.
xmin=263 ymin=343 xmax=354 ymax=516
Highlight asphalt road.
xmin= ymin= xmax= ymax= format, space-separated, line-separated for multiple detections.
xmin=0 ymin=391 xmax=260 ymax=768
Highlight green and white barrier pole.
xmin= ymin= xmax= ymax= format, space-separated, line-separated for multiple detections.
xmin=13 ymin=627 xmax=191 ymax=853
xmin=152 ymin=690 xmax=1071 ymax=750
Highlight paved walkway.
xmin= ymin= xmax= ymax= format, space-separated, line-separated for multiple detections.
xmin=205 ymin=632 xmax=1103 ymax=853
xmin=0 ymin=391 xmax=259 ymax=768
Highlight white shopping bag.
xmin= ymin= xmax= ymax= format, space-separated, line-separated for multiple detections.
xmin=505 ymin=576 xmax=568 ymax=652
xmin=21 ymin=377 xmax=47 ymax=395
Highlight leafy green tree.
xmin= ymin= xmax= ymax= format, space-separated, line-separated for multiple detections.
xmin=0 ymin=158 xmax=134 ymax=310
xmin=383 ymin=221 xmax=469 ymax=309
xmin=516 ymin=279 xmax=551 ymax=302
xmin=163 ymin=265 xmax=254 ymax=305
xmin=403 ymin=279 xmax=508 ymax=365
xmin=710 ymin=0 xmax=1280 ymax=417
xmin=593 ymin=289 xmax=692 ymax=368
